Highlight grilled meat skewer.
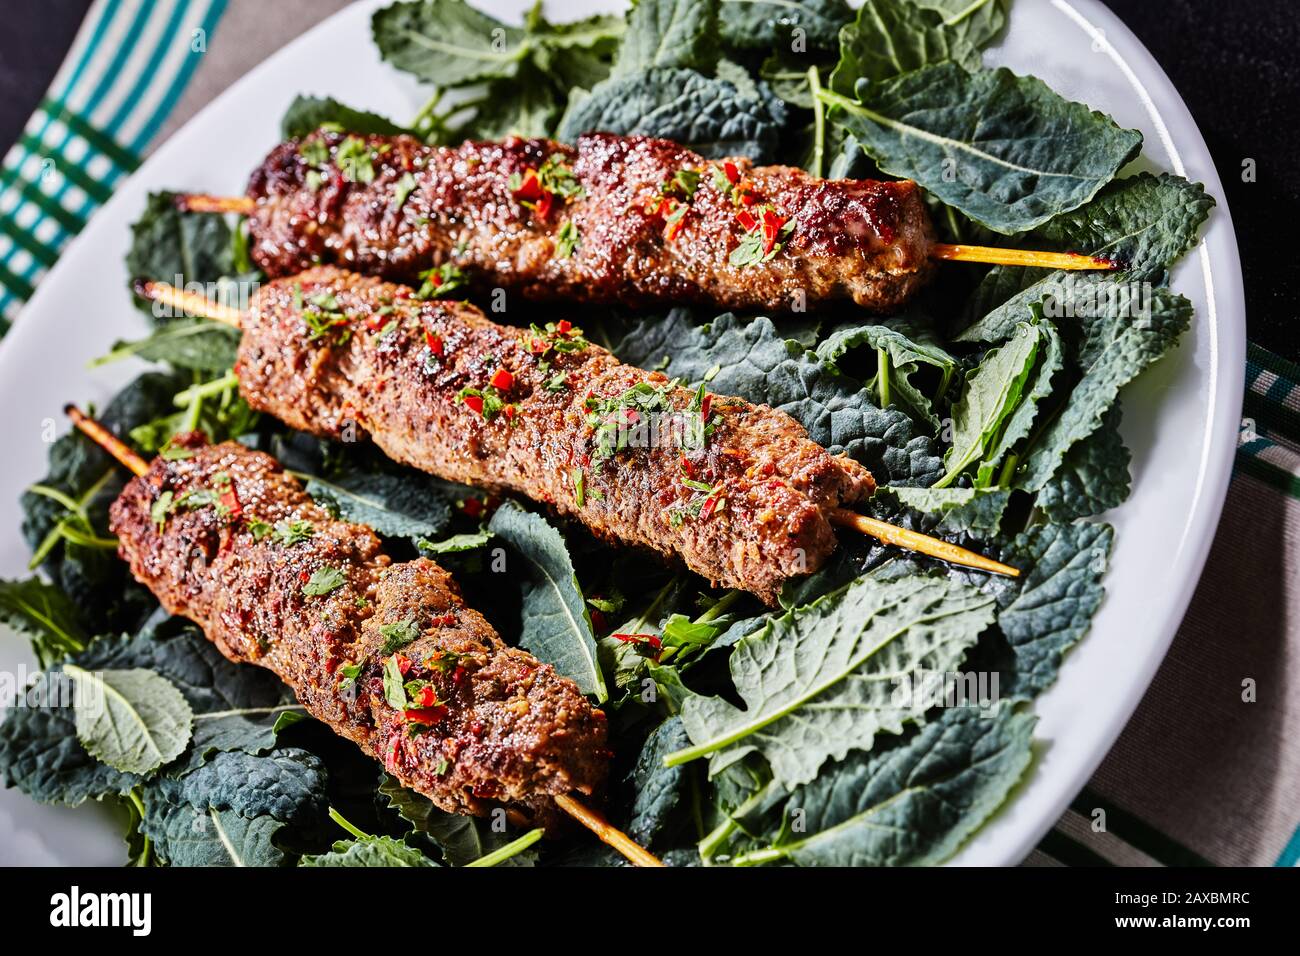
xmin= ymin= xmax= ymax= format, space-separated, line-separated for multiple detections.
xmin=68 ymin=408 xmax=658 ymax=862
xmin=138 ymin=268 xmax=1018 ymax=604
xmin=184 ymin=130 xmax=1114 ymax=314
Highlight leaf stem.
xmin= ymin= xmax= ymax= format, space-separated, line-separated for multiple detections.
xmin=328 ymin=807 xmax=369 ymax=840
xmin=172 ymin=372 xmax=239 ymax=409
xmin=877 ymin=347 xmax=892 ymax=407
xmin=464 ymin=827 xmax=544 ymax=867
xmin=806 ymin=65 xmax=826 ymax=179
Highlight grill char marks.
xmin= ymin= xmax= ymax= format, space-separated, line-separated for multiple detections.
xmin=246 ymin=130 xmax=935 ymax=312
xmin=108 ymin=436 xmax=607 ymax=830
xmin=234 ymin=267 xmax=876 ymax=605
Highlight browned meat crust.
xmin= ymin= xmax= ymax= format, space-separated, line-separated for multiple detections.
xmin=246 ymin=130 xmax=936 ymax=312
xmin=235 ymin=267 xmax=875 ymax=605
xmin=108 ymin=435 xmax=607 ymax=830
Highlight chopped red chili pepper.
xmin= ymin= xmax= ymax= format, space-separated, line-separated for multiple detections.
xmin=535 ymin=191 xmax=554 ymax=220
xmin=723 ymin=161 xmax=740 ymax=184
xmin=404 ymin=706 xmax=447 ymax=726
xmin=461 ymin=497 xmax=484 ymax=518
xmin=700 ymin=394 xmax=713 ymax=420
xmin=413 ymin=684 xmax=439 ymax=708
xmin=219 ymin=485 xmax=241 ymax=520
xmin=502 ymin=404 xmax=517 ymax=422
xmin=513 ymin=169 xmax=544 ymax=202
xmin=385 ymin=736 xmax=402 ymax=770
xmin=679 ymin=454 xmax=695 ymax=478
xmin=736 ymin=210 xmax=758 ymax=232
xmin=394 ymin=653 xmax=413 ymax=676
xmin=425 ymin=330 xmax=444 ymax=355
xmin=556 ymin=319 xmax=572 ymax=334
xmin=490 ymin=367 xmax=514 ymax=391
xmin=761 ymin=208 xmax=789 ymax=255
xmin=462 ymin=394 xmax=484 ymax=415
xmin=611 ymin=633 xmax=662 ymax=649
xmin=700 ymin=493 xmax=721 ymax=521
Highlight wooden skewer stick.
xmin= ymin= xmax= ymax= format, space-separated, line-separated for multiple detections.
xmin=554 ymin=794 xmax=664 ymax=867
xmin=132 ymin=279 xmax=1019 ymax=578
xmin=172 ymin=194 xmax=1116 ymax=272
xmin=830 ymin=509 xmax=1019 ymax=578
xmin=930 ymin=243 xmax=1117 ymax=272
xmin=63 ymin=403 xmax=662 ymax=868
xmin=174 ymin=193 xmax=254 ymax=215
xmin=65 ymin=404 xmax=148 ymax=477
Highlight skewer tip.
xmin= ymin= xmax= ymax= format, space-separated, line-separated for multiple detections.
xmin=831 ymin=509 xmax=1020 ymax=578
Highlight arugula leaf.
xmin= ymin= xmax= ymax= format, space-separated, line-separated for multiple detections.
xmin=611 ymin=312 xmax=944 ymax=486
xmin=936 ymin=322 xmax=1041 ymax=487
xmin=718 ymin=0 xmax=852 ymax=52
xmin=559 ymin=67 xmax=787 ymax=162
xmin=487 ymin=502 xmax=607 ymax=701
xmin=126 ymin=193 xmax=247 ymax=325
xmin=1016 ymin=284 xmax=1192 ymax=491
xmin=614 ymin=0 xmax=718 ymax=76
xmin=829 ymin=0 xmax=980 ymax=94
xmin=303 ymin=469 xmax=451 ymax=539
xmin=915 ymin=0 xmax=1007 ymax=48
xmin=64 ymin=666 xmax=194 ymax=776
xmin=963 ymin=173 xmax=1214 ymax=332
xmin=1036 ymin=405 xmax=1131 ymax=521
xmin=91 ymin=318 xmax=241 ymax=373
xmin=0 ymin=576 xmax=89 ymax=667
xmin=735 ymin=705 xmax=1035 ymax=865
xmin=998 ymin=522 xmax=1113 ymax=698
xmin=301 ymin=835 xmax=437 ymax=867
xmin=816 ymin=316 xmax=958 ymax=428
xmin=379 ymin=775 xmax=537 ymax=866
xmin=878 ymin=486 xmax=1010 ymax=537
xmin=280 ymin=94 xmax=411 ymax=140
xmin=672 ymin=575 xmax=996 ymax=785
xmin=823 ymin=64 xmax=1143 ymax=233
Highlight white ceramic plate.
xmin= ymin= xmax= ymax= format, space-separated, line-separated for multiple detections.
xmin=0 ymin=0 xmax=1245 ymax=866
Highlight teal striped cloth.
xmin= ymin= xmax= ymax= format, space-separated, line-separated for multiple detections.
xmin=0 ymin=0 xmax=1296 ymax=868
xmin=0 ymin=0 xmax=228 ymax=330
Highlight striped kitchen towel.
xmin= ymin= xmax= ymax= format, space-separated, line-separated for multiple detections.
xmin=0 ymin=0 xmax=229 ymax=332
xmin=0 ymin=0 xmax=1295 ymax=869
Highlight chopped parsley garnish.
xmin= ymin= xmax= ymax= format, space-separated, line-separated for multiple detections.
xmin=335 ymin=135 xmax=376 ymax=185
xmin=393 ymin=172 xmax=418 ymax=211
xmin=414 ymin=262 xmax=467 ymax=300
xmin=665 ymin=479 xmax=727 ymax=527
xmin=572 ymin=467 xmax=585 ymax=508
xmin=150 ymin=491 xmax=174 ymax=531
xmin=458 ymin=381 xmax=517 ymax=423
xmin=435 ymin=759 xmax=450 ymax=776
xmin=554 ymin=220 xmax=580 ymax=259
xmin=303 ymin=565 xmax=346 ymax=596
xmin=729 ymin=206 xmax=795 ymax=268
xmin=379 ymin=619 xmax=422 ymax=654
xmin=299 ymin=138 xmax=329 ymax=168
xmin=584 ymin=380 xmax=678 ymax=464
xmin=382 ymin=656 xmax=407 ymax=709
xmin=525 ymin=319 xmax=588 ymax=359
xmin=337 ymin=661 xmax=363 ymax=692
xmin=510 ymin=153 xmax=583 ymax=219
xmin=250 ymin=518 xmax=316 ymax=546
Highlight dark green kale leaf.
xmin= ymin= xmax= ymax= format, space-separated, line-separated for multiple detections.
xmin=829 ymin=0 xmax=980 ymax=94
xmin=963 ymin=173 xmax=1215 ymax=328
xmin=301 ymin=835 xmax=437 ymax=867
xmin=734 ymin=705 xmax=1035 ymax=865
xmin=824 ymin=63 xmax=1143 ymax=234
xmin=92 ymin=318 xmax=241 ymax=373
xmin=125 ymin=193 xmax=248 ymax=325
xmin=303 ymin=469 xmax=452 ymax=539
xmin=0 ymin=576 xmax=90 ymax=668
xmin=628 ymin=716 xmax=693 ymax=849
xmin=378 ymin=775 xmax=537 ymax=867
xmin=558 ymin=67 xmax=787 ymax=162
xmin=996 ymin=521 xmax=1114 ymax=699
xmin=613 ymin=0 xmax=718 ymax=76
xmin=487 ymin=501 xmax=606 ymax=700
xmin=280 ymin=94 xmax=412 ymax=140
xmin=1036 ymin=405 xmax=1131 ymax=521
xmin=718 ymin=0 xmax=852 ymax=53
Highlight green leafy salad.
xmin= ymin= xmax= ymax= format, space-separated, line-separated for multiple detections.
xmin=0 ymin=0 xmax=1213 ymax=867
